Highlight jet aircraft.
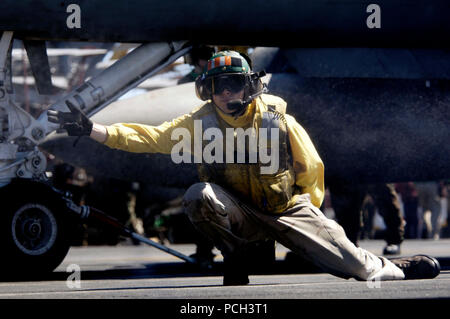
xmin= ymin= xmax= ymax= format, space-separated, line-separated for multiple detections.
xmin=0 ymin=0 xmax=448 ymax=275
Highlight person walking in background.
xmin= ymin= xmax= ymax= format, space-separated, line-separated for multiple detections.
xmin=328 ymin=182 xmax=405 ymax=255
xmin=416 ymin=181 xmax=442 ymax=240
xmin=395 ymin=182 xmax=419 ymax=239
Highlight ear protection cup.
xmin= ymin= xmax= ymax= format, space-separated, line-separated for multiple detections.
xmin=195 ymin=75 xmax=211 ymax=101
xmin=249 ymin=74 xmax=264 ymax=96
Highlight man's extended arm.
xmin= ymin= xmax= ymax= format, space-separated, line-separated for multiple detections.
xmin=101 ymin=114 xmax=194 ymax=154
xmin=48 ymin=101 xmax=195 ymax=154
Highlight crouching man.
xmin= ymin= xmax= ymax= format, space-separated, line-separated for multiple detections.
xmin=48 ymin=50 xmax=440 ymax=285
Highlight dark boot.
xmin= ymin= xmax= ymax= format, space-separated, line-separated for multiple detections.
xmin=223 ymin=253 xmax=249 ymax=286
xmin=390 ymin=255 xmax=440 ymax=279
xmin=222 ymin=240 xmax=276 ymax=285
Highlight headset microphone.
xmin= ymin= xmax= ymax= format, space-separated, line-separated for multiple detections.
xmin=227 ymin=83 xmax=268 ymax=118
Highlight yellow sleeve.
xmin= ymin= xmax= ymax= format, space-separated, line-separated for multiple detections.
xmin=103 ymin=112 xmax=194 ymax=154
xmin=285 ymin=114 xmax=325 ymax=208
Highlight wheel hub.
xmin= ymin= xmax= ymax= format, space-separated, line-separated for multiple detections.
xmin=11 ymin=203 xmax=58 ymax=256
xmin=25 ymin=219 xmax=42 ymax=239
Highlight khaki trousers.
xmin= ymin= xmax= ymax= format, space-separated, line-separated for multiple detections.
xmin=183 ymin=182 xmax=404 ymax=281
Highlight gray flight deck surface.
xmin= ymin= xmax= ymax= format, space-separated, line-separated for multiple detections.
xmin=0 ymin=239 xmax=449 ymax=299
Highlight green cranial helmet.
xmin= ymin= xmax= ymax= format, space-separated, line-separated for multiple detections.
xmin=195 ymin=50 xmax=267 ymax=117
xmin=202 ymin=50 xmax=251 ymax=77
xmin=195 ymin=50 xmax=254 ymax=101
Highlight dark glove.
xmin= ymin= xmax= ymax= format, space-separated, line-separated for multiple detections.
xmin=47 ymin=100 xmax=93 ymax=137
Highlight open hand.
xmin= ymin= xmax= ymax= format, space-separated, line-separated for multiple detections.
xmin=47 ymin=100 xmax=93 ymax=137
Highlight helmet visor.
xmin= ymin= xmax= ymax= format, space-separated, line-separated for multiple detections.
xmin=212 ymin=74 xmax=246 ymax=95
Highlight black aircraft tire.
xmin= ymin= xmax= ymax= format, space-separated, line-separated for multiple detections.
xmin=0 ymin=181 xmax=72 ymax=279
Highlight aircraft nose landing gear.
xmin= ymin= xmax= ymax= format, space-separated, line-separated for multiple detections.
xmin=0 ymin=180 xmax=73 ymax=279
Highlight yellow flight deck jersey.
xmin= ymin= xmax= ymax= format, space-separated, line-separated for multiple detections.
xmin=104 ymin=94 xmax=325 ymax=211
